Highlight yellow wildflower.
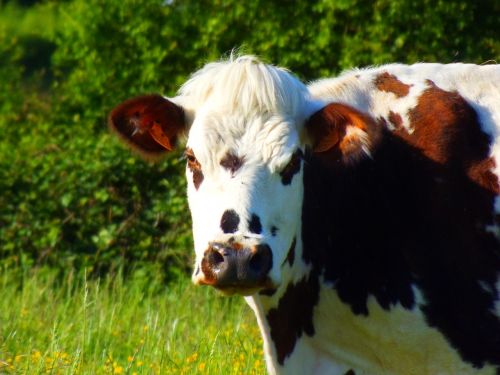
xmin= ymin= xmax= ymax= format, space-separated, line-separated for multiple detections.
xmin=32 ymin=350 xmax=42 ymax=360
xmin=113 ymin=365 xmax=124 ymax=374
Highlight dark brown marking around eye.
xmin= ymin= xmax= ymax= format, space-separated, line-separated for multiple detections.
xmin=280 ymin=149 xmax=303 ymax=185
xmin=220 ymin=152 xmax=244 ymax=175
xmin=185 ymin=147 xmax=204 ymax=190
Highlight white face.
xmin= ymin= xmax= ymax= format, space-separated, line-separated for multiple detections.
xmin=107 ymin=56 xmax=315 ymax=295
xmin=186 ymin=107 xmax=304 ymax=294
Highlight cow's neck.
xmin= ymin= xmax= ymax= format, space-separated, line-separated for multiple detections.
xmin=245 ymin=230 xmax=322 ymax=374
xmin=244 ymin=155 xmax=327 ymax=373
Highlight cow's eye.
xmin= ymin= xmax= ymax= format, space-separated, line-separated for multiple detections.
xmin=279 ymin=149 xmax=303 ymax=185
xmin=184 ymin=148 xmax=204 ymax=189
xmin=184 ymin=148 xmax=201 ymax=171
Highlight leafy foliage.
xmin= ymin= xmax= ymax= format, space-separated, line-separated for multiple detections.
xmin=0 ymin=0 xmax=498 ymax=276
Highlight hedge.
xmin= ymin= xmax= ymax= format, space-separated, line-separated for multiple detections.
xmin=0 ymin=0 xmax=498 ymax=276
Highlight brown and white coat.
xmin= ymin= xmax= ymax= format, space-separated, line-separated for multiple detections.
xmin=109 ymin=56 xmax=500 ymax=375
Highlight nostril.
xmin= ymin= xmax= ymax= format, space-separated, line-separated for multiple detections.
xmin=249 ymin=244 xmax=273 ymax=278
xmin=249 ymin=252 xmax=263 ymax=272
xmin=208 ymin=250 xmax=224 ymax=267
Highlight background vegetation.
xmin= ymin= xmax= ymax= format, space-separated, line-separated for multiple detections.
xmin=0 ymin=0 xmax=498 ymax=276
xmin=0 ymin=1 xmax=498 ymax=373
xmin=0 ymin=266 xmax=265 ymax=374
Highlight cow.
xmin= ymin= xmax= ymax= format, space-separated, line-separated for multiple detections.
xmin=109 ymin=55 xmax=500 ymax=375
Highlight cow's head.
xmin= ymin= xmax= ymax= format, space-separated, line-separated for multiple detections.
xmin=109 ymin=56 xmax=378 ymax=295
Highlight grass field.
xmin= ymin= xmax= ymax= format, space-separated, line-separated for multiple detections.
xmin=0 ymin=267 xmax=266 ymax=374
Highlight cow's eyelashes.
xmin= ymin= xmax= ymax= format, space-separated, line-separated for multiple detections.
xmin=184 ymin=148 xmax=201 ymax=170
xmin=184 ymin=148 xmax=204 ymax=190
xmin=183 ymin=149 xmax=196 ymax=162
xmin=279 ymin=149 xmax=303 ymax=185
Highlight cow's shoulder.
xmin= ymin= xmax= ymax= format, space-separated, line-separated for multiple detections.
xmin=303 ymin=63 xmax=500 ymax=371
xmin=308 ymin=63 xmax=500 ymax=132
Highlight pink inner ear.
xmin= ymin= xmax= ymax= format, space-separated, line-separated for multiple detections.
xmin=306 ymin=103 xmax=347 ymax=153
xmin=313 ymin=127 xmax=343 ymax=153
xmin=149 ymin=122 xmax=174 ymax=151
xmin=109 ymin=94 xmax=185 ymax=158
xmin=306 ymin=103 xmax=379 ymax=165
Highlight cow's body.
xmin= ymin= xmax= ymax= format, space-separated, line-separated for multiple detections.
xmin=109 ymin=57 xmax=500 ymax=375
xmin=248 ymin=63 xmax=500 ymax=375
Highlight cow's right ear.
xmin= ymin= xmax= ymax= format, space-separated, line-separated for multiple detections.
xmin=305 ymin=102 xmax=381 ymax=166
xmin=108 ymin=94 xmax=186 ymax=159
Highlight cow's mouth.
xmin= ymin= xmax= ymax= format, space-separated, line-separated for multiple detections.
xmin=213 ymin=285 xmax=262 ymax=296
xmin=195 ymin=275 xmax=276 ymax=296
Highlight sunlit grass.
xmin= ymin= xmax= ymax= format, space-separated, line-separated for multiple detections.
xmin=0 ymin=267 xmax=265 ymax=374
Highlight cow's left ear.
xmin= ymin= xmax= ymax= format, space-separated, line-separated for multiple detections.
xmin=109 ymin=94 xmax=186 ymax=160
xmin=305 ymin=103 xmax=380 ymax=165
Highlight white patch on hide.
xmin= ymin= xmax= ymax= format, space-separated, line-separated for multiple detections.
xmin=307 ymin=282 xmax=497 ymax=375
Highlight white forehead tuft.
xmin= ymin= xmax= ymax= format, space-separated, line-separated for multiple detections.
xmin=181 ymin=55 xmax=308 ymax=174
xmin=178 ymin=54 xmax=310 ymax=122
xmin=188 ymin=112 xmax=301 ymax=176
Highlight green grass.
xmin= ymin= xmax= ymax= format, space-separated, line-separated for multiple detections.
xmin=0 ymin=267 xmax=265 ymax=374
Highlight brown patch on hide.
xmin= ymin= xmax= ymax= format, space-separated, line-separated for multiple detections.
xmin=404 ymin=80 xmax=499 ymax=194
xmin=374 ymin=72 xmax=411 ymax=98
xmin=468 ymin=157 xmax=500 ymax=194
xmin=388 ymin=111 xmax=403 ymax=130
xmin=266 ymin=273 xmax=319 ymax=365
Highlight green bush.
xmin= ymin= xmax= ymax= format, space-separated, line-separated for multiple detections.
xmin=0 ymin=122 xmax=192 ymax=276
xmin=0 ymin=0 xmax=498 ymax=277
xmin=1 ymin=1 xmax=195 ymax=277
